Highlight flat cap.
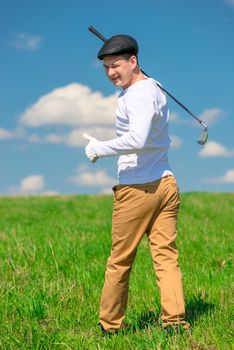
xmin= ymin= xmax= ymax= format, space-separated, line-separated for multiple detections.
xmin=97 ymin=34 xmax=138 ymax=60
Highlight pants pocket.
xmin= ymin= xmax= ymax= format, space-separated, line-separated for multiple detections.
xmin=162 ymin=176 xmax=180 ymax=209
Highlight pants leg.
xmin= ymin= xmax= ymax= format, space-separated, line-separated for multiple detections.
xmin=99 ymin=176 xmax=189 ymax=331
xmin=147 ymin=176 xmax=188 ymax=327
xmin=99 ymin=183 xmax=159 ymax=331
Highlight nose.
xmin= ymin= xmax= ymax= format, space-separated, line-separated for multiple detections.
xmin=106 ymin=67 xmax=115 ymax=77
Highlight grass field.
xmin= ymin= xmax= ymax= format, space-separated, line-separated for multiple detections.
xmin=0 ymin=193 xmax=233 ymax=350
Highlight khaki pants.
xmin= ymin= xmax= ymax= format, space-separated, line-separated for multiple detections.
xmin=99 ymin=175 xmax=188 ymax=331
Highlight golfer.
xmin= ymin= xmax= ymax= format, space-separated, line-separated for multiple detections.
xmin=84 ymin=34 xmax=190 ymax=333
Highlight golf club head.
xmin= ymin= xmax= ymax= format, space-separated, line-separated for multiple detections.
xmin=197 ymin=123 xmax=208 ymax=145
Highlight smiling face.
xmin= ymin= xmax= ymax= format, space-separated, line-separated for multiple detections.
xmin=103 ymin=54 xmax=140 ymax=89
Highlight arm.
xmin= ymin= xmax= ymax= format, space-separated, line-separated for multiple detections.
xmin=91 ymin=86 xmax=157 ymax=157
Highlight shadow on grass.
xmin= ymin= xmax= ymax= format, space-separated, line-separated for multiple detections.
xmin=186 ymin=294 xmax=215 ymax=325
xmin=129 ymin=310 xmax=161 ymax=332
xmin=130 ymin=294 xmax=215 ymax=331
xmin=137 ymin=309 xmax=160 ymax=330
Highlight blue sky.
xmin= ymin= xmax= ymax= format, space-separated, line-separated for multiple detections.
xmin=0 ymin=0 xmax=233 ymax=195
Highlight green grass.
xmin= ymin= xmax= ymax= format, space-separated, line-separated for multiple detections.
xmin=0 ymin=193 xmax=233 ymax=350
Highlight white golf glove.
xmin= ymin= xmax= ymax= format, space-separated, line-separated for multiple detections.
xmin=83 ymin=133 xmax=99 ymax=163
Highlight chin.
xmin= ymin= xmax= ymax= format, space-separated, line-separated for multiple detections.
xmin=113 ymin=81 xmax=122 ymax=87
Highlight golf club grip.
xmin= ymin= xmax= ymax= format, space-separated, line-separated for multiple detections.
xmin=88 ymin=26 xmax=107 ymax=42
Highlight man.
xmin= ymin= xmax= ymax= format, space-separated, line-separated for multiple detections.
xmin=83 ymin=34 xmax=190 ymax=333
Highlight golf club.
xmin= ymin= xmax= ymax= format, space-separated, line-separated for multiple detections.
xmin=88 ymin=26 xmax=208 ymax=145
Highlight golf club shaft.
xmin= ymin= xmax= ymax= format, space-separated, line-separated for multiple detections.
xmin=157 ymin=85 xmax=204 ymax=126
xmin=88 ymin=26 xmax=106 ymax=42
xmin=88 ymin=25 xmax=207 ymax=130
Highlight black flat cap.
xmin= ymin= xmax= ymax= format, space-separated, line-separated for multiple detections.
xmin=97 ymin=34 xmax=138 ymax=60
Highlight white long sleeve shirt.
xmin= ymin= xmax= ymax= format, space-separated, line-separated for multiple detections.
xmin=93 ymin=77 xmax=173 ymax=184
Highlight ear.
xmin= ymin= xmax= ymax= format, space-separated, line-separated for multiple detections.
xmin=130 ymin=55 xmax=138 ymax=69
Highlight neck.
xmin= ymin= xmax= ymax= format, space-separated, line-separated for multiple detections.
xmin=124 ymin=69 xmax=147 ymax=89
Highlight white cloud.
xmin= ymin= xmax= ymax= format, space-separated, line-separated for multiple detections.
xmin=44 ymin=134 xmax=65 ymax=144
xmin=42 ymin=191 xmax=60 ymax=196
xmin=170 ymin=135 xmax=183 ymax=148
xmin=20 ymin=83 xmax=118 ymax=127
xmin=100 ymin=187 xmax=113 ymax=195
xmin=204 ymin=169 xmax=234 ymax=184
xmin=199 ymin=141 xmax=234 ymax=157
xmin=28 ymin=133 xmax=66 ymax=145
xmin=169 ymin=108 xmax=227 ymax=126
xmin=66 ymin=127 xmax=116 ymax=147
xmin=8 ymin=175 xmax=59 ymax=195
xmin=9 ymin=32 xmax=42 ymax=51
xmin=20 ymin=175 xmax=45 ymax=192
xmin=0 ymin=127 xmax=25 ymax=140
xmin=198 ymin=108 xmax=227 ymax=125
xmin=225 ymin=0 xmax=234 ymax=6
xmin=28 ymin=127 xmax=116 ymax=147
xmin=0 ymin=128 xmax=13 ymax=139
xmin=68 ymin=165 xmax=116 ymax=187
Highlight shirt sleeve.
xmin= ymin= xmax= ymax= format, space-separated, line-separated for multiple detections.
xmin=92 ymin=84 xmax=158 ymax=158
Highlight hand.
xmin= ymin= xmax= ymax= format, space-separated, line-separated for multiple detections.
xmin=83 ymin=133 xmax=99 ymax=163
